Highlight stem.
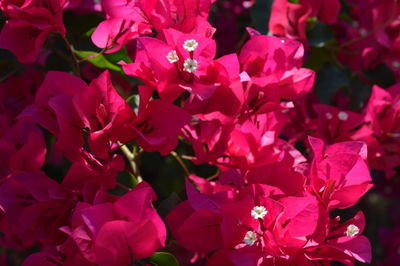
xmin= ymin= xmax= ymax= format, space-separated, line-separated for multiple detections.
xmin=0 ymin=67 xmax=19 ymax=83
xmin=171 ymin=151 xmax=190 ymax=176
xmin=78 ymin=48 xmax=106 ymax=63
xmin=118 ymin=142 xmax=143 ymax=182
xmin=60 ymin=34 xmax=81 ymax=77
xmin=117 ymin=182 xmax=132 ymax=191
xmin=207 ymin=169 xmax=220 ymax=181
xmin=181 ymin=154 xmax=196 ymax=160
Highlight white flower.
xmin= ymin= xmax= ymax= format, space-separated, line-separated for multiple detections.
xmin=346 ymin=224 xmax=360 ymax=237
xmin=243 ymin=231 xmax=257 ymax=246
xmin=183 ymin=39 xmax=199 ymax=52
xmin=392 ymin=61 xmax=400 ymax=69
xmin=337 ymin=111 xmax=349 ymax=121
xmin=251 ymin=206 xmax=268 ymax=219
xmin=166 ymin=50 xmax=179 ymax=63
xmin=183 ymin=58 xmax=198 ymax=73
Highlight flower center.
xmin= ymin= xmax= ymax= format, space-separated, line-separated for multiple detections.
xmin=251 ymin=206 xmax=268 ymax=219
xmin=183 ymin=58 xmax=198 ymax=73
xmin=346 ymin=224 xmax=360 ymax=237
xmin=167 ymin=50 xmax=179 ymax=63
xmin=243 ymin=231 xmax=257 ymax=246
xmin=183 ymin=39 xmax=199 ymax=52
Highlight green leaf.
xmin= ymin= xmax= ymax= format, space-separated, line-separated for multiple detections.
xmin=348 ymin=76 xmax=372 ymax=111
xmin=364 ymin=63 xmax=396 ymax=88
xmin=118 ymin=171 xmax=138 ymax=188
xmin=108 ymin=171 xmax=138 ymax=196
xmin=157 ymin=193 xmax=181 ymax=218
xmin=307 ymin=22 xmax=334 ymax=47
xmin=45 ymin=52 xmax=71 ymax=72
xmin=63 ymin=11 xmax=104 ymax=51
xmin=126 ymin=94 xmax=140 ymax=113
xmin=74 ymin=50 xmax=121 ymax=72
xmin=85 ymin=27 xmax=96 ymax=37
xmin=304 ymin=47 xmax=332 ymax=71
xmin=104 ymin=47 xmax=132 ymax=64
xmin=149 ymin=252 xmax=179 ymax=266
xmin=314 ymin=63 xmax=350 ymax=104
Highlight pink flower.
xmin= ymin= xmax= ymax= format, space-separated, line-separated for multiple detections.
xmin=239 ymin=35 xmax=315 ymax=101
xmin=0 ymin=0 xmax=65 ymax=63
xmin=92 ymin=0 xmax=216 ymax=52
xmin=308 ymin=136 xmax=373 ymax=210
xmin=269 ymin=0 xmax=340 ymax=47
xmin=361 ymin=84 xmax=400 ymax=177
xmin=123 ymin=29 xmax=217 ymax=102
xmin=312 ymin=104 xmax=370 ymax=143
xmin=305 ymin=211 xmax=372 ymax=264
xmin=132 ymin=97 xmax=191 ymax=155
xmin=19 ymin=71 xmax=86 ymax=137
xmin=71 ymin=70 xmax=137 ymax=159
xmin=0 ymin=172 xmax=76 ymax=248
xmin=60 ymin=182 xmax=166 ymax=265
xmin=269 ymin=0 xmax=311 ymax=46
xmin=0 ymin=121 xmax=46 ymax=180
xmin=168 ymin=178 xmax=322 ymax=264
xmin=20 ymin=71 xmax=136 ymax=160
xmin=0 ymin=68 xmax=42 ymax=121
xmin=62 ymin=149 xmax=124 ymax=190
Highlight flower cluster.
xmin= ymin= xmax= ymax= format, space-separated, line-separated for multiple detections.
xmin=1 ymin=0 xmax=400 ymax=265
xmin=167 ymin=136 xmax=372 ymax=265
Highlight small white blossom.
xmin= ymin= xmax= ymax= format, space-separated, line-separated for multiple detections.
xmin=183 ymin=58 xmax=198 ymax=73
xmin=337 ymin=111 xmax=349 ymax=121
xmin=183 ymin=39 xmax=199 ymax=52
xmin=392 ymin=61 xmax=400 ymax=69
xmin=243 ymin=231 xmax=257 ymax=246
xmin=281 ymin=39 xmax=285 ymax=43
xmin=166 ymin=50 xmax=179 ymax=63
xmin=346 ymin=224 xmax=360 ymax=237
xmin=251 ymin=206 xmax=268 ymax=219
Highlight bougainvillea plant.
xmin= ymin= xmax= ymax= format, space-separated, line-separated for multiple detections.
xmin=1 ymin=0 xmax=400 ymax=265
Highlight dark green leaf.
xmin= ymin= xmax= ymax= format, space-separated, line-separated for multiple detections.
xmin=63 ymin=11 xmax=104 ymax=51
xmin=149 ymin=252 xmax=179 ymax=266
xmin=117 ymin=171 xmax=138 ymax=188
xmin=250 ymin=0 xmax=273 ymax=34
xmin=45 ymin=52 xmax=71 ymax=72
xmin=314 ymin=63 xmax=350 ymax=104
xmin=364 ymin=63 xmax=396 ymax=88
xmin=157 ymin=193 xmax=181 ymax=218
xmin=304 ymin=47 xmax=332 ymax=71
xmin=348 ymin=76 xmax=372 ymax=111
xmin=307 ymin=22 xmax=334 ymax=47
